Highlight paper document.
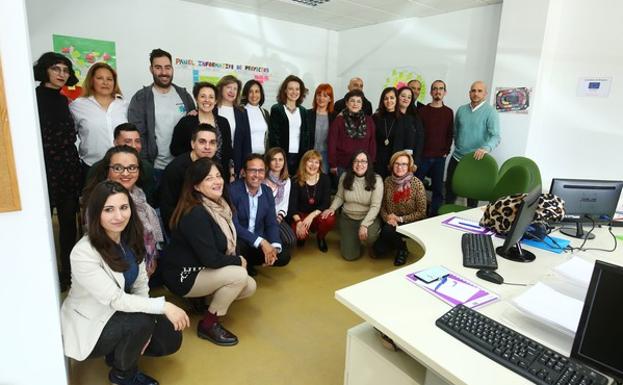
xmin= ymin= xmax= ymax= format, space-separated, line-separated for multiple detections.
xmin=554 ymin=257 xmax=595 ymax=287
xmin=422 ymin=276 xmax=480 ymax=303
xmin=441 ymin=216 xmax=495 ymax=235
xmin=512 ymin=283 xmax=584 ymax=335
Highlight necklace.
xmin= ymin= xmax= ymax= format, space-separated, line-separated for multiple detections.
xmin=384 ymin=116 xmax=396 ymax=146
xmin=306 ymin=181 xmax=318 ymax=205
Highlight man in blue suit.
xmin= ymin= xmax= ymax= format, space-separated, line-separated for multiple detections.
xmin=230 ymin=154 xmax=291 ymax=276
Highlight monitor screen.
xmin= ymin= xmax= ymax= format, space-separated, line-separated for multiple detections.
xmin=496 ymin=186 xmax=541 ymax=262
xmin=549 ymin=179 xmax=623 ymax=222
xmin=571 ymin=260 xmax=623 ymax=381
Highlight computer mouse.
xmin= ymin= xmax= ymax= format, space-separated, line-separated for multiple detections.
xmin=476 ymin=269 xmax=504 ymax=285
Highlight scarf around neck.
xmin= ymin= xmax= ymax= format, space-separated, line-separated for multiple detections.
xmin=201 ymin=197 xmax=237 ymax=256
xmin=265 ymin=171 xmax=287 ymax=206
xmin=342 ymin=110 xmax=367 ymax=139
xmin=390 ymin=173 xmax=413 ymax=203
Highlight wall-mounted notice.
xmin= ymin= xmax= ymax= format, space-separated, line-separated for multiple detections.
xmin=495 ymin=87 xmax=530 ymax=113
xmin=576 ymin=77 xmax=612 ymax=97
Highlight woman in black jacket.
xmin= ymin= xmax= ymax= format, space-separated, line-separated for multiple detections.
xmin=163 ymin=158 xmax=256 ymax=346
xmin=397 ymin=86 xmax=425 ymax=165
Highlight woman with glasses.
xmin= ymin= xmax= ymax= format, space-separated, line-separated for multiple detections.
xmin=328 ymin=90 xmax=376 ymax=178
xmin=70 ymin=63 xmax=128 ymax=176
xmin=61 ymin=180 xmax=188 ymax=385
xmin=33 ymin=52 xmax=82 ymax=290
xmin=289 ymin=150 xmax=335 ymax=252
xmin=373 ymin=151 xmax=426 ymax=266
xmin=321 ymin=150 xmax=382 ymax=260
xmin=84 ymin=146 xmax=164 ymax=277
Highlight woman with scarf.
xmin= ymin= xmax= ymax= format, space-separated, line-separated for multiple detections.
xmin=328 ymin=89 xmax=376 ymax=178
xmin=83 ymin=145 xmax=164 ymax=277
xmin=373 ymin=87 xmax=413 ymax=179
xmin=163 ymin=158 xmax=256 ymax=346
xmin=373 ymin=151 xmax=427 ymax=266
xmin=262 ymin=147 xmax=296 ymax=250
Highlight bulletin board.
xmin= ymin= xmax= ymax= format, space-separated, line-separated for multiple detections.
xmin=0 ymin=56 xmax=21 ymax=212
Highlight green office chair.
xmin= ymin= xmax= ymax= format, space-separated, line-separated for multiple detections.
xmin=490 ymin=165 xmax=531 ymax=200
xmin=498 ymin=156 xmax=542 ymax=191
xmin=437 ymin=152 xmax=498 ymax=215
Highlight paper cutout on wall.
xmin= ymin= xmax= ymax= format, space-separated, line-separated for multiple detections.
xmin=384 ymin=68 xmax=426 ymax=102
xmin=495 ymin=87 xmax=530 ymax=113
xmin=53 ymin=34 xmax=116 ymax=100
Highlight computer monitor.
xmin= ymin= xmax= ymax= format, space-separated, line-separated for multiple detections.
xmin=571 ymin=260 xmax=623 ymax=382
xmin=549 ymin=178 xmax=623 ymax=239
xmin=495 ymin=186 xmax=541 ymax=263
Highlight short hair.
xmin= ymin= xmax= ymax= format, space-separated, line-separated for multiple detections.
xmin=82 ymin=62 xmax=122 ymax=97
xmin=312 ymin=83 xmax=334 ymax=114
xmin=344 ymin=89 xmax=365 ymax=103
xmin=191 ymin=123 xmax=217 ymax=141
xmin=407 ymin=79 xmax=421 ymax=86
xmin=241 ymin=79 xmax=266 ymax=107
xmin=264 ymin=147 xmax=289 ymax=180
xmin=85 ymin=181 xmax=145 ymax=272
xmin=295 ymin=149 xmax=323 ymax=186
xmin=113 ymin=123 xmax=139 ymax=140
xmin=389 ymin=150 xmax=415 ymax=173
xmin=149 ymin=48 xmax=172 ymax=65
xmin=192 ymin=81 xmax=217 ymax=100
xmin=431 ymin=79 xmax=447 ymax=91
xmin=216 ymin=75 xmax=242 ymax=106
xmin=375 ymin=87 xmax=399 ymax=118
xmin=277 ymin=75 xmax=306 ymax=106
xmin=33 ymin=52 xmax=79 ymax=87
xmin=243 ymin=153 xmax=265 ymax=170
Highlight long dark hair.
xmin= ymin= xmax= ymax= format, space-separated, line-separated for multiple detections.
xmin=241 ymin=79 xmax=266 ymax=106
xmin=170 ymin=158 xmax=232 ymax=230
xmin=83 ymin=145 xmax=142 ymax=207
xmin=343 ymin=150 xmax=377 ymax=191
xmin=375 ymin=87 xmax=400 ymax=118
xmin=86 ymin=181 xmax=145 ymax=272
xmin=398 ymin=86 xmax=419 ymax=117
xmin=277 ymin=75 xmax=306 ymax=105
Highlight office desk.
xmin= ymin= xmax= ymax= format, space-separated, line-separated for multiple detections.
xmin=336 ymin=209 xmax=621 ymax=385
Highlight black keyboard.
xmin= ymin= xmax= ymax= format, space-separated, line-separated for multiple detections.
xmin=436 ymin=305 xmax=609 ymax=385
xmin=462 ymin=233 xmax=498 ymax=269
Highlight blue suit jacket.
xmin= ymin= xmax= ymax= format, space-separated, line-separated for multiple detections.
xmin=229 ymin=179 xmax=280 ymax=248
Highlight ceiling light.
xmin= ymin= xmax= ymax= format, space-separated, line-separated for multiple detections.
xmin=291 ymin=0 xmax=330 ymax=7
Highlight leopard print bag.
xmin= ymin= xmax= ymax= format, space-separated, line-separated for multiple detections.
xmin=479 ymin=193 xmax=565 ymax=235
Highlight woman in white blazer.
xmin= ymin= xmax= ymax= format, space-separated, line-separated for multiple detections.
xmin=60 ymin=181 xmax=189 ymax=385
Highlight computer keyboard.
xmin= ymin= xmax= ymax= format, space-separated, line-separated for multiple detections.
xmin=461 ymin=233 xmax=498 ymax=269
xmin=436 ymin=305 xmax=609 ymax=385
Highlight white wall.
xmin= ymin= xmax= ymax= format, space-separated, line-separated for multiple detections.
xmin=336 ymin=5 xmax=502 ymax=111
xmin=26 ymin=0 xmax=338 ymax=107
xmin=0 ymin=1 xmax=68 ymax=384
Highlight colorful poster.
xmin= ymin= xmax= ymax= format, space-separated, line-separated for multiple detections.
xmin=384 ymin=67 xmax=426 ymax=103
xmin=495 ymin=87 xmax=530 ymax=113
xmin=52 ymin=34 xmax=116 ymax=95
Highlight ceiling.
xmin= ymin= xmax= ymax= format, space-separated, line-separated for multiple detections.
xmin=182 ymin=0 xmax=502 ymax=31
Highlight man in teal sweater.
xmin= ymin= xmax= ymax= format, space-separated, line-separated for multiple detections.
xmin=445 ymin=81 xmax=500 ymax=205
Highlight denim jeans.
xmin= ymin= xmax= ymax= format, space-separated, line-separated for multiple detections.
xmin=416 ymin=156 xmax=446 ymax=215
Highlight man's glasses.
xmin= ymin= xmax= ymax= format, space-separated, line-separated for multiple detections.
xmin=49 ymin=65 xmax=71 ymax=75
xmin=246 ymin=168 xmax=265 ymax=175
xmin=109 ymin=164 xmax=139 ymax=174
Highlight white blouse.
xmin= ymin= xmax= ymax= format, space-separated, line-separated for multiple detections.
xmin=245 ymin=104 xmax=268 ymax=154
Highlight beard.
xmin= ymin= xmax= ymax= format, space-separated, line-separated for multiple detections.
xmin=153 ymin=74 xmax=172 ymax=88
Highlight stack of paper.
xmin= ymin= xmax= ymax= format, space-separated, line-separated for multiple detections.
xmin=512 ymin=282 xmax=584 ymax=336
xmin=554 ymin=257 xmax=595 ymax=287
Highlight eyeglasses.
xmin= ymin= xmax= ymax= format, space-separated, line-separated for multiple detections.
xmin=109 ymin=164 xmax=139 ymax=174
xmin=432 ymin=86 xmax=446 ymax=91
xmin=353 ymin=160 xmax=368 ymax=165
xmin=49 ymin=65 xmax=71 ymax=75
xmin=246 ymin=168 xmax=266 ymax=175
xmin=394 ymin=162 xmax=410 ymax=167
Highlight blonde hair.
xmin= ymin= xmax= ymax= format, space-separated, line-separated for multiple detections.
xmin=82 ymin=62 xmax=122 ymax=97
xmin=296 ymin=150 xmax=323 ymax=186
xmin=389 ymin=151 xmax=416 ymax=174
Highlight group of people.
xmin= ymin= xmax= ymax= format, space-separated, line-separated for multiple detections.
xmin=34 ymin=47 xmax=500 ymax=385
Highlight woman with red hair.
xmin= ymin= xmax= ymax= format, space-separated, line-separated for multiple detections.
xmin=307 ymin=83 xmax=335 ymax=174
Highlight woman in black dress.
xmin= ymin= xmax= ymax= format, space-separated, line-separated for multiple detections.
xmin=33 ymin=52 xmax=82 ymax=290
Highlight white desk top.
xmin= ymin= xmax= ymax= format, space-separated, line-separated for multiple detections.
xmin=335 ymin=208 xmax=622 ymax=385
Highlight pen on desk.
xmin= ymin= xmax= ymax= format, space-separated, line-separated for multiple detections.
xmin=458 ymin=221 xmax=482 ymax=229
xmin=434 ymin=275 xmax=448 ymax=291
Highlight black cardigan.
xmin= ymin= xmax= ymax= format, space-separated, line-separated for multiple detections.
xmin=288 ymin=173 xmax=332 ymax=222
xmin=162 ymin=205 xmax=242 ymax=296
xmin=306 ymin=109 xmax=335 ymax=149
xmin=169 ymin=114 xmax=233 ymax=168
xmin=372 ymin=112 xmax=413 ymax=178
xmin=268 ymin=104 xmax=311 ymax=154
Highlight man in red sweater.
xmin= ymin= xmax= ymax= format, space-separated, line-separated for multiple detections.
xmin=416 ymin=80 xmax=454 ymax=216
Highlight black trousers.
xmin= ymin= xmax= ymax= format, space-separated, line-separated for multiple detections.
xmin=53 ymin=195 xmax=79 ymax=284
xmin=89 ymin=312 xmax=182 ymax=377
xmin=286 ymin=153 xmax=301 ymax=178
xmin=444 ymin=157 xmax=477 ymax=207
xmin=238 ymin=240 xmax=291 ymax=268
xmin=374 ymin=222 xmax=407 ymax=255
